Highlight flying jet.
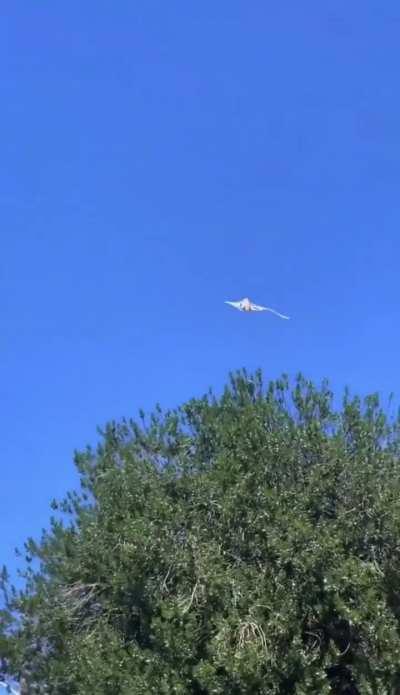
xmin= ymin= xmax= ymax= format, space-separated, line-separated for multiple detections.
xmin=225 ymin=297 xmax=289 ymax=319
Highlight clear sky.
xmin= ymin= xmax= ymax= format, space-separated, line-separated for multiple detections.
xmin=1 ymin=1 xmax=400 ymax=580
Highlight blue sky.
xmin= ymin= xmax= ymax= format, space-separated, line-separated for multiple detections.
xmin=1 ymin=1 xmax=400 ymax=580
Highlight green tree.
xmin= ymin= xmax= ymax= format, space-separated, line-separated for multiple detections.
xmin=2 ymin=371 xmax=400 ymax=693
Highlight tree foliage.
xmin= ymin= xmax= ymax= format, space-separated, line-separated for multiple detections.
xmin=2 ymin=371 xmax=400 ymax=693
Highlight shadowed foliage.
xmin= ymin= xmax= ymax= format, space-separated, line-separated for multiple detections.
xmin=2 ymin=371 xmax=400 ymax=693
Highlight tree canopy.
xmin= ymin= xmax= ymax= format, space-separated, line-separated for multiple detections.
xmin=2 ymin=371 xmax=400 ymax=693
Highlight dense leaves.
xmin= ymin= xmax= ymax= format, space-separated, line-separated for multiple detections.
xmin=2 ymin=371 xmax=400 ymax=693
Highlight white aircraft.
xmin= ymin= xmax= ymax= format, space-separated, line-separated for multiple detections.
xmin=225 ymin=297 xmax=290 ymax=319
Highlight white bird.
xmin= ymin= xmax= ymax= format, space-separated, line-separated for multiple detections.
xmin=225 ymin=297 xmax=290 ymax=319
xmin=0 ymin=682 xmax=19 ymax=695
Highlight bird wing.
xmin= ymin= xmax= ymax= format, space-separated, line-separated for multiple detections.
xmin=225 ymin=300 xmax=243 ymax=310
xmin=255 ymin=304 xmax=290 ymax=319
xmin=0 ymin=684 xmax=19 ymax=695
xmin=249 ymin=303 xmax=267 ymax=312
